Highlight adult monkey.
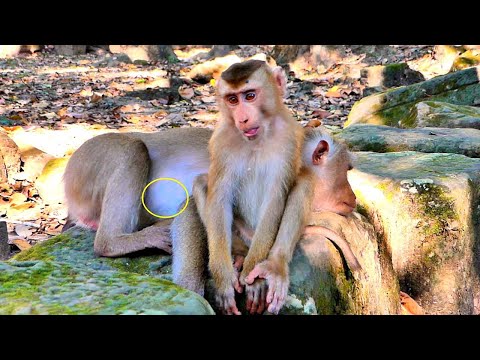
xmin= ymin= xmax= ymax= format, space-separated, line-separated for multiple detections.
xmin=172 ymin=126 xmax=361 ymax=315
xmin=193 ymin=59 xmax=310 ymax=315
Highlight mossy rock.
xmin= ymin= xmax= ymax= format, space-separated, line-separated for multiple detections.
xmin=12 ymin=223 xmax=399 ymax=315
xmin=361 ymin=63 xmax=424 ymax=88
xmin=452 ymin=49 xmax=480 ymax=72
xmin=414 ymin=101 xmax=480 ymax=129
xmin=345 ymin=65 xmax=480 ymax=128
xmin=337 ymin=124 xmax=480 ymax=157
xmin=349 ymin=151 xmax=480 ymax=314
xmin=1 ymin=228 xmax=214 ymax=315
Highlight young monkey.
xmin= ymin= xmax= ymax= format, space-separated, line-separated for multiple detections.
xmin=200 ymin=59 xmax=312 ymax=315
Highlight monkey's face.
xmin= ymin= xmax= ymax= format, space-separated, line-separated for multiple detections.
xmin=217 ymin=70 xmax=280 ymax=141
xmin=313 ymin=169 xmax=356 ymax=216
xmin=310 ymin=142 xmax=357 ymax=216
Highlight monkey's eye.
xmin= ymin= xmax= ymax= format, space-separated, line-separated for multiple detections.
xmin=348 ymin=165 xmax=353 ymax=171
xmin=227 ymin=95 xmax=239 ymax=105
xmin=245 ymin=91 xmax=256 ymax=101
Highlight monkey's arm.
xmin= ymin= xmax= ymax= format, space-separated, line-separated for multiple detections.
xmin=202 ymin=171 xmax=243 ymax=315
xmin=244 ymin=170 xmax=313 ymax=314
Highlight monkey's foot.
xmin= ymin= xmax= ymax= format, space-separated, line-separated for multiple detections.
xmin=145 ymin=225 xmax=172 ymax=254
xmin=245 ymin=278 xmax=268 ymax=315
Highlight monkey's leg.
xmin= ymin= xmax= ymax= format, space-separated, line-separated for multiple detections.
xmin=194 ymin=174 xmax=249 ymax=273
xmin=171 ymin=198 xmax=208 ymax=296
xmin=93 ymin=140 xmax=171 ymax=257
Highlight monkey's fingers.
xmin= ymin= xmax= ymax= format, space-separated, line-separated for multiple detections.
xmin=216 ymin=291 xmax=241 ymax=315
xmin=244 ymin=265 xmax=268 ymax=285
xmin=233 ymin=255 xmax=245 ymax=272
xmin=233 ymin=277 xmax=243 ymax=294
xmin=246 ymin=280 xmax=267 ymax=315
xmin=250 ymin=286 xmax=259 ymax=314
xmin=257 ymin=283 xmax=266 ymax=314
xmin=266 ymin=278 xmax=288 ymax=314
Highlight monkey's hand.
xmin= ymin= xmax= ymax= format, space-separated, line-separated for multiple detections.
xmin=245 ymin=278 xmax=268 ymax=315
xmin=213 ymin=268 xmax=244 ymax=315
xmin=244 ymin=259 xmax=289 ymax=315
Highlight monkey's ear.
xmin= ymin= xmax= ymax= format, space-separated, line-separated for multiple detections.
xmin=312 ymin=140 xmax=329 ymax=165
xmin=272 ymin=66 xmax=287 ymax=97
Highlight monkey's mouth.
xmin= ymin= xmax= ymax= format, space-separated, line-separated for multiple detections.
xmin=243 ymin=127 xmax=259 ymax=138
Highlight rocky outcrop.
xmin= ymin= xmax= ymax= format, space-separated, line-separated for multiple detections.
xmin=345 ymin=66 xmax=480 ymax=128
xmin=337 ymin=124 xmax=480 ymax=157
xmin=348 ymin=151 xmax=480 ymax=314
xmin=0 ymin=228 xmax=214 ymax=315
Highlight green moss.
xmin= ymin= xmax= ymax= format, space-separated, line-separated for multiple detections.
xmin=355 ymin=204 xmax=369 ymax=218
xmin=12 ymin=235 xmax=69 ymax=262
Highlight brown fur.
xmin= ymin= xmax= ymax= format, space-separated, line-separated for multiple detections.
xmin=203 ymin=61 xmax=306 ymax=315
xmin=220 ymin=59 xmax=265 ymax=88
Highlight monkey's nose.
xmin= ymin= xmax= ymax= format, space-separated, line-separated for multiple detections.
xmin=241 ymin=118 xmax=249 ymax=124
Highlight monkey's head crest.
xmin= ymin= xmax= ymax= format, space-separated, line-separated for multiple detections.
xmin=220 ymin=60 xmax=266 ymax=88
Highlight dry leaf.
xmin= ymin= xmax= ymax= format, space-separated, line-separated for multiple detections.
xmin=305 ymin=119 xmax=322 ymax=128
xmin=324 ymin=90 xmax=343 ymax=98
xmin=10 ymin=192 xmax=27 ymax=206
xmin=6 ymin=203 xmax=38 ymax=220
xmin=91 ymin=93 xmax=102 ymax=103
xmin=15 ymin=224 xmax=34 ymax=238
xmin=57 ymin=107 xmax=69 ymax=117
xmin=124 ymin=116 xmax=141 ymax=124
xmin=11 ymin=238 xmax=32 ymax=251
xmin=201 ymin=96 xmax=216 ymax=103
xmin=400 ymin=291 xmax=424 ymax=315
xmin=32 ymin=100 xmax=49 ymax=109
xmin=178 ymin=85 xmax=195 ymax=100
xmin=153 ymin=110 xmax=168 ymax=118
xmin=80 ymin=89 xmax=93 ymax=97
xmin=312 ymin=109 xmax=331 ymax=119
xmin=41 ymin=112 xmax=59 ymax=120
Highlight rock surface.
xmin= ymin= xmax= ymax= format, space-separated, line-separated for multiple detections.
xmin=361 ymin=63 xmax=424 ymax=88
xmin=2 ymin=214 xmax=399 ymax=315
xmin=338 ymin=124 xmax=480 ymax=157
xmin=414 ymin=101 xmax=480 ymax=129
xmin=345 ymin=66 xmax=480 ymax=128
xmin=348 ymin=151 xmax=480 ymax=314
xmin=0 ymin=228 xmax=214 ymax=315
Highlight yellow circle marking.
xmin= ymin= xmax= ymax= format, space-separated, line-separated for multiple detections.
xmin=141 ymin=177 xmax=189 ymax=219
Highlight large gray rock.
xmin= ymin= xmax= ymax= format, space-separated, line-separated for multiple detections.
xmin=349 ymin=151 xmax=480 ymax=314
xmin=345 ymin=66 xmax=480 ymax=128
xmin=414 ymin=101 xmax=480 ymax=129
xmin=337 ymin=124 xmax=480 ymax=157
xmin=3 ymin=219 xmax=400 ymax=315
xmin=0 ymin=227 xmax=214 ymax=315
